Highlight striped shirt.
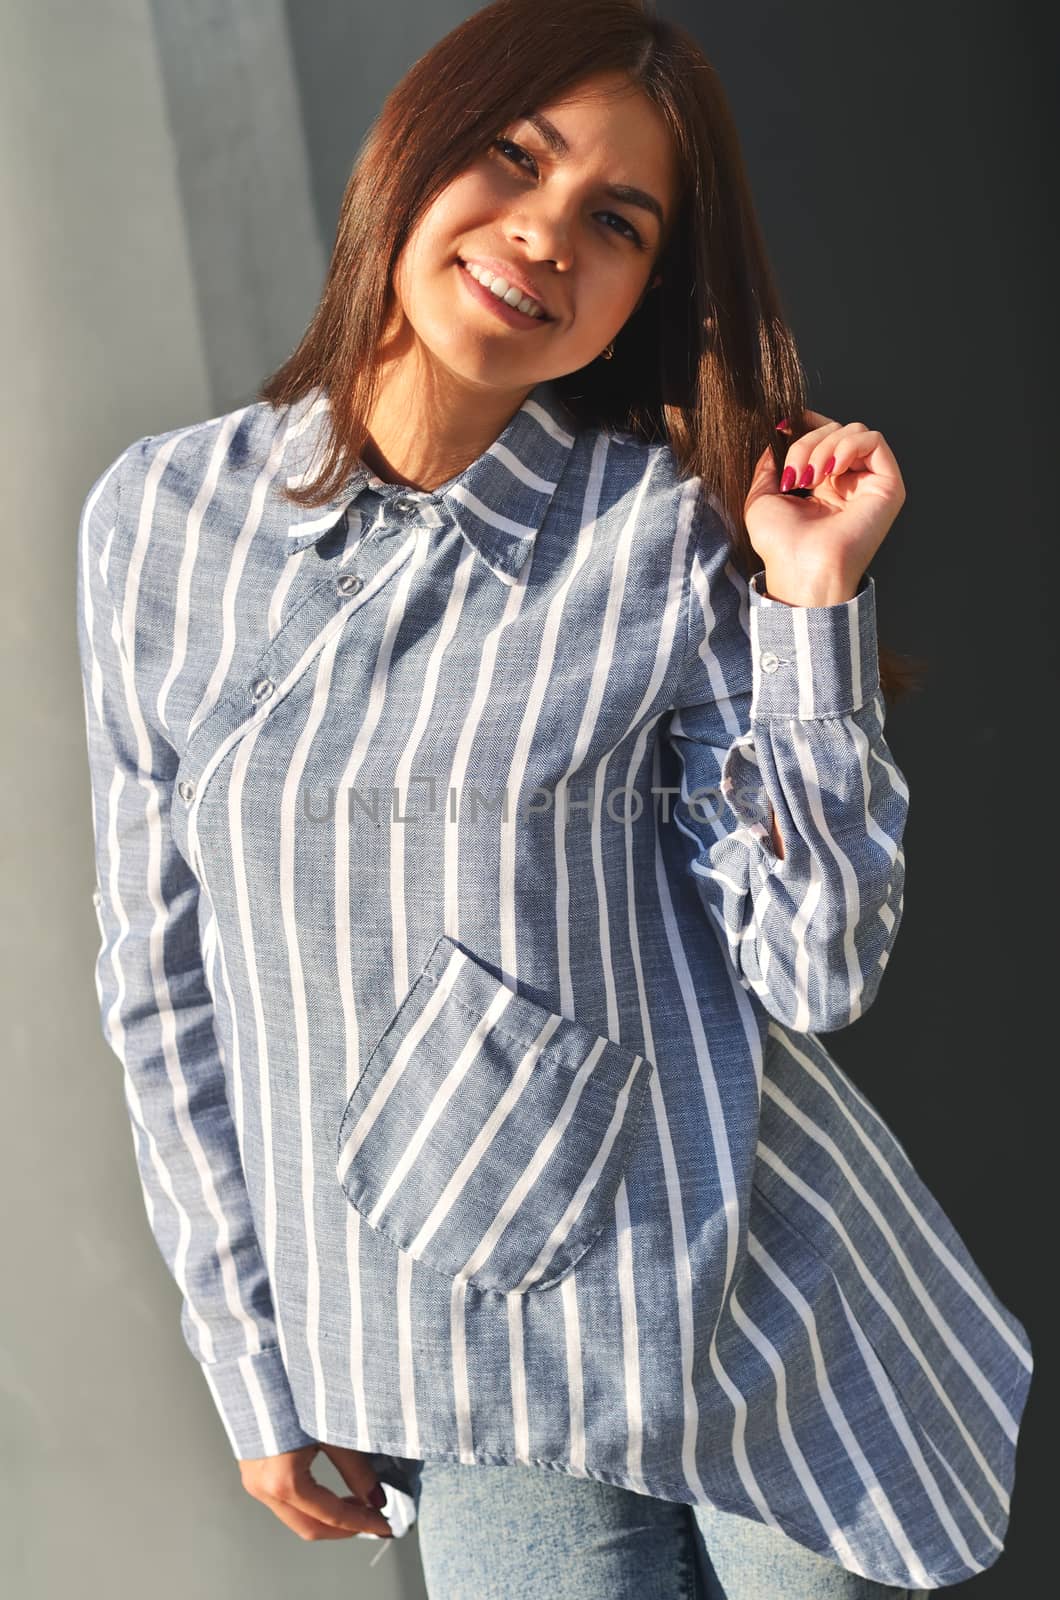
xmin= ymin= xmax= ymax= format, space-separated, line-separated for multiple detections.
xmin=76 ymin=377 xmax=1031 ymax=1589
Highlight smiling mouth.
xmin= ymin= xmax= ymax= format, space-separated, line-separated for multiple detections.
xmin=456 ymin=259 xmax=553 ymax=325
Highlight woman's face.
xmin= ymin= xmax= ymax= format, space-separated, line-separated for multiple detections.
xmin=385 ymin=70 xmax=679 ymax=393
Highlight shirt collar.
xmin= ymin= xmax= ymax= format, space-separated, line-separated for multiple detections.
xmin=280 ymin=378 xmax=579 ymax=585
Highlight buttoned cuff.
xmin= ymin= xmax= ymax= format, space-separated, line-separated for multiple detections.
xmin=748 ymin=570 xmax=879 ymax=719
xmin=200 ymin=1346 xmax=318 ymax=1461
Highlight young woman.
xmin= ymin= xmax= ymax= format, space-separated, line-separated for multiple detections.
xmin=76 ymin=1 xmax=1031 ymax=1594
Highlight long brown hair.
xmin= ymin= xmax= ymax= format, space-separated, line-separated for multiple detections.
xmin=260 ymin=0 xmax=924 ymax=705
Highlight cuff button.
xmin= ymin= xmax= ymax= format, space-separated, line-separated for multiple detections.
xmin=759 ymin=650 xmax=780 ymax=673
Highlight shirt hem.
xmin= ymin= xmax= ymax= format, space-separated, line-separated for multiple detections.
xmin=296 ymin=1416 xmax=1009 ymax=1589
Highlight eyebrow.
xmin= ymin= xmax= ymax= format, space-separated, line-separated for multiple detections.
xmin=523 ymin=112 xmax=666 ymax=232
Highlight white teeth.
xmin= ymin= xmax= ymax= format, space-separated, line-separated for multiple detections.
xmin=463 ymin=261 xmax=545 ymax=319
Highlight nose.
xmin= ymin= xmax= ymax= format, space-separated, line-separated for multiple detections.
xmin=504 ymin=196 xmax=575 ymax=273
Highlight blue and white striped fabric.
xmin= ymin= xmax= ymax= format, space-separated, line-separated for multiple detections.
xmin=76 ymin=378 xmax=1031 ymax=1589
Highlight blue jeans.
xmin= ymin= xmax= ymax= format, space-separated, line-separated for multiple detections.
xmin=389 ymin=1458 xmax=931 ymax=1599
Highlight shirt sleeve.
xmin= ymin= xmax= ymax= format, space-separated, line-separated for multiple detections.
xmin=75 ymin=441 xmax=316 ymax=1460
xmin=663 ymin=495 xmax=909 ymax=1033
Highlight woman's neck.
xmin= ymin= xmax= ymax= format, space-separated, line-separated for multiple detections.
xmin=360 ymin=348 xmax=536 ymax=493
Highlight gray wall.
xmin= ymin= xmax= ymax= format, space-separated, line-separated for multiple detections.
xmin=284 ymin=0 xmax=474 ymax=247
xmin=0 ymin=1 xmax=448 ymax=1594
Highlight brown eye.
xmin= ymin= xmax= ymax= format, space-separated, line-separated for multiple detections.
xmin=597 ymin=211 xmax=643 ymax=246
xmin=491 ymin=137 xmax=537 ymax=174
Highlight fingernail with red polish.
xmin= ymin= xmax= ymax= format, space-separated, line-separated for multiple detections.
xmin=780 ymin=466 xmax=796 ymax=492
xmin=798 ymin=463 xmax=815 ymax=488
xmin=823 ymin=454 xmax=836 ymax=475
xmin=369 ymin=1484 xmax=387 ymax=1509
xmin=776 ymin=418 xmax=789 ymax=431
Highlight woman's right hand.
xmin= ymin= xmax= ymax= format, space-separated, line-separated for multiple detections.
xmin=239 ymin=1442 xmax=394 ymax=1539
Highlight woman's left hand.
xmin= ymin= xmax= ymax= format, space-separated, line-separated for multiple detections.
xmin=743 ymin=409 xmax=906 ymax=606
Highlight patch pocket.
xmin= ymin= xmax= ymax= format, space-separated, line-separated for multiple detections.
xmin=335 ymin=932 xmax=654 ymax=1294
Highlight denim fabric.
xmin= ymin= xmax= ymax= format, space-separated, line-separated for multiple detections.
xmin=75 ymin=378 xmax=1031 ymax=1591
xmin=395 ymin=1456 xmax=930 ymax=1598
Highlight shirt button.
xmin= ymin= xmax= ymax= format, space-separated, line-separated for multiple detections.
xmin=251 ymin=675 xmax=275 ymax=702
xmin=336 ymin=571 xmax=363 ymax=596
xmin=393 ymin=494 xmax=418 ymax=514
xmin=759 ymin=650 xmax=780 ymax=674
xmin=178 ymin=779 xmax=196 ymax=804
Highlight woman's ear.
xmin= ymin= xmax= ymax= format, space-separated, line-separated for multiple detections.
xmin=634 ymin=273 xmax=663 ymax=314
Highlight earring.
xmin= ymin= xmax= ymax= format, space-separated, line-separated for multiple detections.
xmin=600 ymin=340 xmax=615 ymax=361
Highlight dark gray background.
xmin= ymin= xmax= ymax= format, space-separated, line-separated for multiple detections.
xmin=3 ymin=1 xmax=1045 ymax=1594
